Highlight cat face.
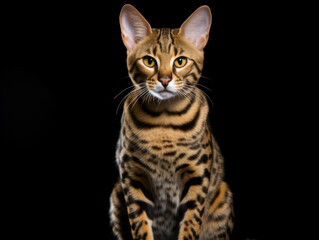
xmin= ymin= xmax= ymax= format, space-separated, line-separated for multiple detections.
xmin=120 ymin=4 xmax=212 ymax=100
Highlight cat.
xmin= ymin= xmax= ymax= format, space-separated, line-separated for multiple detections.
xmin=109 ymin=4 xmax=234 ymax=240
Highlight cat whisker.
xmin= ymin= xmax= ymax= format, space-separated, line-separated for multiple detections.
xmin=114 ymin=82 xmax=145 ymax=100
xmin=183 ymin=83 xmax=214 ymax=107
xmin=126 ymin=87 xmax=148 ymax=112
xmin=200 ymin=89 xmax=214 ymax=107
xmin=140 ymin=90 xmax=154 ymax=107
xmin=177 ymin=91 xmax=188 ymax=104
xmin=115 ymin=83 xmax=146 ymax=113
xmin=155 ymin=98 xmax=163 ymax=112
xmin=116 ymin=86 xmax=143 ymax=115
xmin=147 ymin=91 xmax=155 ymax=104
xmin=114 ymin=85 xmax=135 ymax=100
xmin=200 ymin=75 xmax=215 ymax=82
xmin=186 ymin=84 xmax=214 ymax=107
xmin=195 ymin=83 xmax=212 ymax=92
xmin=116 ymin=89 xmax=134 ymax=115
xmin=178 ymin=88 xmax=194 ymax=104
xmin=140 ymin=91 xmax=149 ymax=107
xmin=119 ymin=75 xmax=131 ymax=80
xmin=129 ymin=88 xmax=149 ymax=111
xmin=182 ymin=85 xmax=204 ymax=105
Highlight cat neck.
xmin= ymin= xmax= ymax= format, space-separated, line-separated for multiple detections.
xmin=123 ymin=87 xmax=209 ymax=140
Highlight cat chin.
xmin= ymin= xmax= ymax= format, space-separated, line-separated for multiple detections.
xmin=149 ymin=90 xmax=177 ymax=100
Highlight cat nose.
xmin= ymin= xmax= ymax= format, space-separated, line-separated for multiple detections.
xmin=158 ymin=77 xmax=172 ymax=88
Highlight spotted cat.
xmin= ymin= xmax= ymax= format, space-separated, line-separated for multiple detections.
xmin=109 ymin=4 xmax=234 ymax=240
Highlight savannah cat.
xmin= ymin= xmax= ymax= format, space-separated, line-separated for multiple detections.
xmin=109 ymin=4 xmax=234 ymax=240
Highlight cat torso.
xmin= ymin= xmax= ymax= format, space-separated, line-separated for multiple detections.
xmin=118 ymin=89 xmax=220 ymax=239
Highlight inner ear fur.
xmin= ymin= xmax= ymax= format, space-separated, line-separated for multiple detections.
xmin=119 ymin=4 xmax=152 ymax=51
xmin=179 ymin=5 xmax=212 ymax=50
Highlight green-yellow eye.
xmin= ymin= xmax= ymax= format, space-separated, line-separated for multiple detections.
xmin=174 ymin=57 xmax=187 ymax=68
xmin=143 ymin=56 xmax=156 ymax=67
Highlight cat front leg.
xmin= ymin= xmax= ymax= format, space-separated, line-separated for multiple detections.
xmin=176 ymin=171 xmax=210 ymax=240
xmin=199 ymin=181 xmax=234 ymax=240
xmin=110 ymin=180 xmax=133 ymax=240
xmin=120 ymin=155 xmax=155 ymax=240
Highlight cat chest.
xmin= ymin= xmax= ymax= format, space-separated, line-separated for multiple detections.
xmin=147 ymin=150 xmax=181 ymax=239
xmin=151 ymin=173 xmax=180 ymax=239
xmin=121 ymin=142 xmax=182 ymax=237
xmin=121 ymin=133 xmax=211 ymax=183
xmin=120 ymin=135 xmax=212 ymax=238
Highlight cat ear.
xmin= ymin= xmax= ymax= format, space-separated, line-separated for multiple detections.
xmin=179 ymin=5 xmax=212 ymax=50
xmin=119 ymin=4 xmax=152 ymax=51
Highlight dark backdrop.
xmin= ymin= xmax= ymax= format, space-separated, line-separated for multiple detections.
xmin=1 ymin=0 xmax=288 ymax=239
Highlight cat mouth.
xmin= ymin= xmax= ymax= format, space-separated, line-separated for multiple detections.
xmin=159 ymin=89 xmax=173 ymax=94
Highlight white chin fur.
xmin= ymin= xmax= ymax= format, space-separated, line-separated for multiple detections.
xmin=149 ymin=81 xmax=178 ymax=100
xmin=149 ymin=90 xmax=176 ymax=100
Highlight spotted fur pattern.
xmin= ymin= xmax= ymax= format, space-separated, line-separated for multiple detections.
xmin=110 ymin=5 xmax=234 ymax=240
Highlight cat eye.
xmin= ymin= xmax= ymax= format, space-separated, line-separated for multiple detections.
xmin=174 ymin=57 xmax=187 ymax=68
xmin=143 ymin=56 xmax=157 ymax=68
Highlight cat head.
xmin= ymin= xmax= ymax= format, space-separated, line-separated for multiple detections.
xmin=119 ymin=4 xmax=212 ymax=100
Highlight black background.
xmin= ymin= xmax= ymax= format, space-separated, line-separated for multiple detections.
xmin=1 ymin=0 xmax=290 ymax=239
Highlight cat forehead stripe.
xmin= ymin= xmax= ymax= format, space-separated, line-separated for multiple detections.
xmin=156 ymin=28 xmax=176 ymax=53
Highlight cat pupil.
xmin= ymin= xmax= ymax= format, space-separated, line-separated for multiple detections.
xmin=177 ymin=58 xmax=183 ymax=65
xmin=148 ymin=57 xmax=153 ymax=65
